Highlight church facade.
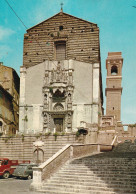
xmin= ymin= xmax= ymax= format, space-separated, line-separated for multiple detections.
xmin=19 ymin=11 xmax=103 ymax=134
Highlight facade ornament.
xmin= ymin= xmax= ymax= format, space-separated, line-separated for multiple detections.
xmin=43 ymin=61 xmax=74 ymax=132
xmin=53 ymin=103 xmax=64 ymax=111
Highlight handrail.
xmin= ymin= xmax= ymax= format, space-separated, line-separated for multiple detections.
xmin=30 ymin=143 xmax=111 ymax=191
xmin=111 ymin=135 xmax=117 ymax=146
xmin=40 ymin=144 xmax=71 ymax=169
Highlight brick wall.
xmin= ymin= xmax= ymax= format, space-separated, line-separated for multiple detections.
xmin=0 ymin=134 xmax=83 ymax=162
xmin=23 ymin=12 xmax=100 ymax=67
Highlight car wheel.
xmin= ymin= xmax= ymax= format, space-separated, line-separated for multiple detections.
xmin=3 ymin=172 xmax=10 ymax=179
xmin=27 ymin=175 xmax=32 ymax=180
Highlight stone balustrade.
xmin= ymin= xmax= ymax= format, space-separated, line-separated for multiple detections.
xmin=30 ymin=143 xmax=112 ymax=191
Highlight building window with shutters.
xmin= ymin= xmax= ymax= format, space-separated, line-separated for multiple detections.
xmin=55 ymin=41 xmax=66 ymax=61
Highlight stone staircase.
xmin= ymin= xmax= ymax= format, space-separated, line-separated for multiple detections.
xmin=0 ymin=134 xmax=83 ymax=161
xmin=42 ymin=135 xmax=83 ymax=161
xmin=38 ymin=142 xmax=136 ymax=194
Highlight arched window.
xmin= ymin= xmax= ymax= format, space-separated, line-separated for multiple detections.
xmin=111 ymin=65 xmax=118 ymax=75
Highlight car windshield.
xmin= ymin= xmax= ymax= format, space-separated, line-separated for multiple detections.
xmin=17 ymin=165 xmax=27 ymax=169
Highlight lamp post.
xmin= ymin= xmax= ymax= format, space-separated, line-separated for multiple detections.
xmin=33 ymin=140 xmax=44 ymax=164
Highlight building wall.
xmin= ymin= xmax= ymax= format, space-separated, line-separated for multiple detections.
xmin=97 ymin=122 xmax=136 ymax=145
xmin=0 ymin=65 xmax=12 ymax=94
xmin=0 ymin=87 xmax=14 ymax=134
xmin=25 ymin=63 xmax=45 ymax=105
xmin=20 ymin=11 xmax=103 ymax=134
xmin=0 ymin=135 xmax=84 ymax=162
xmin=0 ymin=64 xmax=20 ymax=133
xmin=0 ymin=64 xmax=19 ymax=98
xmin=19 ymin=60 xmax=101 ymax=133
xmin=0 ymin=91 xmax=13 ymax=122
xmin=106 ymin=91 xmax=121 ymax=120
xmin=23 ymin=12 xmax=100 ymax=68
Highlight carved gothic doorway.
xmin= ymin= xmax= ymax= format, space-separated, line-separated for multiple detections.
xmin=54 ymin=118 xmax=63 ymax=132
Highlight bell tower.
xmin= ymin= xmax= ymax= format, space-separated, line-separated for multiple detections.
xmin=105 ymin=52 xmax=123 ymax=121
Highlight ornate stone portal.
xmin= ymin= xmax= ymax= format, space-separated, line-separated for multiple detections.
xmin=43 ymin=62 xmax=74 ymax=133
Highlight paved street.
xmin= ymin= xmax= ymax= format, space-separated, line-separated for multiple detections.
xmin=0 ymin=177 xmax=40 ymax=194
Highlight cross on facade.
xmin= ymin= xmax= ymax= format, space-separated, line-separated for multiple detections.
xmin=60 ymin=3 xmax=63 ymax=12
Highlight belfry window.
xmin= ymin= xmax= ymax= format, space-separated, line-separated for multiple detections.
xmin=55 ymin=41 xmax=66 ymax=61
xmin=111 ymin=65 xmax=118 ymax=75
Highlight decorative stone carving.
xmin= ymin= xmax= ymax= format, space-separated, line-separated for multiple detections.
xmin=44 ymin=71 xmax=49 ymax=86
xmin=43 ymin=61 xmax=74 ymax=132
xmin=68 ymin=93 xmax=71 ymax=102
xmin=44 ymin=94 xmax=47 ymax=103
xmin=43 ymin=112 xmax=48 ymax=129
xmin=53 ymin=103 xmax=64 ymax=111
xmin=50 ymin=63 xmax=68 ymax=83
xmin=100 ymin=116 xmax=114 ymax=127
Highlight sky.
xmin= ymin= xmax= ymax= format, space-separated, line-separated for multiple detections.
xmin=0 ymin=0 xmax=136 ymax=124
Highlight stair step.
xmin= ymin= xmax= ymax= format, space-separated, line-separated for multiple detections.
xmin=41 ymin=184 xmax=136 ymax=193
xmin=60 ymin=168 xmax=136 ymax=173
xmin=46 ymin=179 xmax=136 ymax=187
xmin=39 ymin=189 xmax=117 ymax=194
xmin=44 ymin=182 xmax=136 ymax=190
xmin=72 ymin=160 xmax=136 ymax=163
xmin=42 ymin=184 xmax=113 ymax=192
xmin=38 ymin=145 xmax=136 ymax=194
xmin=56 ymin=172 xmax=136 ymax=178
xmin=50 ymin=176 xmax=136 ymax=183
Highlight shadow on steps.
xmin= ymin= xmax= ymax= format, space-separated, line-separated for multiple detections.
xmin=71 ymin=142 xmax=136 ymax=193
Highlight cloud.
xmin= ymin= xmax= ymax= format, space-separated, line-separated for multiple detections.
xmin=0 ymin=26 xmax=15 ymax=41
xmin=0 ymin=45 xmax=12 ymax=59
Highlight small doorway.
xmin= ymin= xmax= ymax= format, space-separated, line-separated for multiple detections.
xmin=54 ymin=118 xmax=63 ymax=132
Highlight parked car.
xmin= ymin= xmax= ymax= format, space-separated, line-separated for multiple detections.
xmin=0 ymin=158 xmax=30 ymax=179
xmin=12 ymin=163 xmax=37 ymax=180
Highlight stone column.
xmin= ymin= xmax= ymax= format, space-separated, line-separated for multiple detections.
xmin=19 ymin=66 xmax=26 ymax=133
xmin=92 ymin=63 xmax=100 ymax=124
xmin=30 ymin=167 xmax=42 ymax=191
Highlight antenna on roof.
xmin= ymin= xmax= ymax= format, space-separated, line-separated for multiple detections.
xmin=60 ymin=2 xmax=63 ymax=12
